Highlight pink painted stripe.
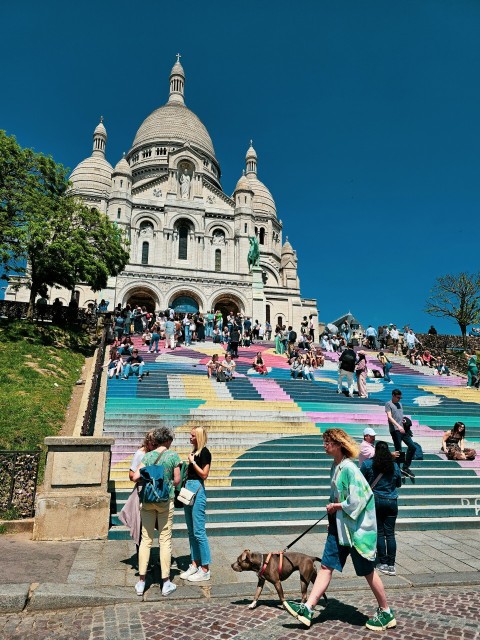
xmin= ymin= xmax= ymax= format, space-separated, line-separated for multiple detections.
xmin=250 ymin=378 xmax=293 ymax=402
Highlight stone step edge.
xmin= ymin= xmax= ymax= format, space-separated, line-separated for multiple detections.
xmin=110 ymin=516 xmax=480 ymax=532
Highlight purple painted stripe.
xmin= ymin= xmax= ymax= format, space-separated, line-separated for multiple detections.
xmin=250 ymin=378 xmax=292 ymax=402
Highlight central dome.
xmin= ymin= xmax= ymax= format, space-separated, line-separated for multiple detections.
xmin=131 ymin=102 xmax=216 ymax=159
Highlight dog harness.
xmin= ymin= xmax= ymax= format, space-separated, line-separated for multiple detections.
xmin=257 ymin=552 xmax=284 ymax=578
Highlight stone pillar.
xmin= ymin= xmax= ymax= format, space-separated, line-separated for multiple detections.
xmin=251 ymin=266 xmax=266 ymax=324
xmin=33 ymin=437 xmax=114 ymax=541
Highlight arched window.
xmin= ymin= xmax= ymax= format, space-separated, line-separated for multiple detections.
xmin=215 ymin=249 xmax=221 ymax=272
xmin=178 ymin=223 xmax=189 ymax=260
xmin=139 ymin=220 xmax=154 ymax=234
xmin=259 ymin=228 xmax=266 ymax=245
xmin=141 ymin=242 xmax=149 ymax=265
xmin=266 ymin=304 xmax=271 ymax=323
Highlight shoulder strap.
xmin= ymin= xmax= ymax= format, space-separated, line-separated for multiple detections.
xmin=370 ymin=473 xmax=383 ymax=489
xmin=152 ymin=450 xmax=166 ymax=466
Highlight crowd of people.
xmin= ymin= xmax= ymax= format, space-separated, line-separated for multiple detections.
xmin=107 ymin=309 xmax=479 ymax=633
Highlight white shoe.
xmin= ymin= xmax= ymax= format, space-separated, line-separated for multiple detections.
xmin=187 ymin=569 xmax=210 ymax=582
xmin=135 ymin=580 xmax=145 ymax=596
xmin=162 ymin=581 xmax=177 ymax=596
xmin=180 ymin=564 xmax=198 ymax=579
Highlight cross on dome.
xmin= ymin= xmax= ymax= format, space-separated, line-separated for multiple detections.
xmin=176 ymin=53 xmax=182 ymax=63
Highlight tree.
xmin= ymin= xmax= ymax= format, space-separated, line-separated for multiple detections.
xmin=425 ymin=272 xmax=480 ymax=344
xmin=0 ymin=131 xmax=130 ymax=318
xmin=0 ymin=130 xmax=35 ymax=274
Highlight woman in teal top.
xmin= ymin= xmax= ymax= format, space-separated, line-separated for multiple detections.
xmin=465 ymin=352 xmax=478 ymax=387
xmin=131 ymin=427 xmax=181 ymax=598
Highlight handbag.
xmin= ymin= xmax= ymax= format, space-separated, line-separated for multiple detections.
xmin=176 ymin=485 xmax=200 ymax=506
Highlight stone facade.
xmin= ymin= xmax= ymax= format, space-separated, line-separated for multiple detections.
xmin=7 ymin=56 xmax=317 ymax=328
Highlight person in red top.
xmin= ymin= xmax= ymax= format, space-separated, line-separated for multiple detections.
xmin=252 ymin=352 xmax=268 ymax=375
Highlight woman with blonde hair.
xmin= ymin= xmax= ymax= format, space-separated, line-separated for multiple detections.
xmin=284 ymin=428 xmax=396 ymax=632
xmin=180 ymin=426 xmax=212 ymax=582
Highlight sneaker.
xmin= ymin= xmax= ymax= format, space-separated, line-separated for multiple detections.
xmin=162 ymin=581 xmax=177 ymax=596
xmin=187 ymin=568 xmax=211 ymax=582
xmin=401 ymin=466 xmax=415 ymax=478
xmin=365 ymin=607 xmax=396 ymax=631
xmin=138 ymin=376 xmax=143 ymax=382
xmin=179 ymin=564 xmax=198 ymax=579
xmin=283 ymin=601 xmax=313 ymax=628
xmin=135 ymin=580 xmax=145 ymax=596
xmin=387 ymin=565 xmax=396 ymax=576
xmin=377 ymin=563 xmax=389 ymax=574
xmin=121 ymin=376 xmax=128 ymax=380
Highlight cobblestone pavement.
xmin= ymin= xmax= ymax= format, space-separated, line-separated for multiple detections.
xmin=1 ymin=585 xmax=479 ymax=640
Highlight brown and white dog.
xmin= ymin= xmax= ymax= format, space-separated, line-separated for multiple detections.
xmin=231 ymin=549 xmax=322 ymax=609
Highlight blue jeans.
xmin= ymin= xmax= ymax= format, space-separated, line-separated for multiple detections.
xmin=384 ymin=362 xmax=392 ymax=382
xmin=390 ymin=429 xmax=416 ymax=468
xmin=149 ymin=336 xmax=160 ymax=352
xmin=184 ymin=326 xmax=191 ymax=346
xmin=206 ymin=322 xmax=214 ymax=338
xmin=375 ymin=496 xmax=398 ymax=566
xmin=184 ymin=480 xmax=211 ymax=566
xmin=123 ymin=362 xmax=144 ymax=378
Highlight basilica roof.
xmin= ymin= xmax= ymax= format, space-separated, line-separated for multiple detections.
xmin=131 ymin=102 xmax=216 ymax=160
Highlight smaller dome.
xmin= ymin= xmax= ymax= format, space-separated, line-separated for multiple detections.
xmin=170 ymin=60 xmax=185 ymax=78
xmin=70 ymin=155 xmax=113 ymax=195
xmin=282 ymin=237 xmax=294 ymax=254
xmin=234 ymin=171 xmax=252 ymax=193
xmin=246 ymin=141 xmax=257 ymax=160
xmin=94 ymin=119 xmax=107 ymax=137
xmin=247 ymin=175 xmax=276 ymax=217
xmin=113 ymin=154 xmax=131 ymax=176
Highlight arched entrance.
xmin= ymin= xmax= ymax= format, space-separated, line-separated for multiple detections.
xmin=211 ymin=294 xmax=244 ymax=321
xmin=125 ymin=287 xmax=158 ymax=312
xmin=170 ymin=294 xmax=199 ymax=314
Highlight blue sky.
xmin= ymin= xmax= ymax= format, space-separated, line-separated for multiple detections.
xmin=1 ymin=0 xmax=479 ymax=334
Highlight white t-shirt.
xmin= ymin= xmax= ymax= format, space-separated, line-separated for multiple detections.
xmin=130 ymin=448 xmax=145 ymax=472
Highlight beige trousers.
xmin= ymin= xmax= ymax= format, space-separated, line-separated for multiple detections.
xmin=139 ymin=500 xmax=174 ymax=579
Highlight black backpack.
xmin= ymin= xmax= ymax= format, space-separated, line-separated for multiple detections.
xmin=289 ymin=331 xmax=297 ymax=342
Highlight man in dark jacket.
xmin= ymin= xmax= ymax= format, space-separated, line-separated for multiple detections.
xmin=337 ymin=343 xmax=356 ymax=397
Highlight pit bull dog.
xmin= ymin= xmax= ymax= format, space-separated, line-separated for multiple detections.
xmin=231 ymin=549 xmax=322 ymax=609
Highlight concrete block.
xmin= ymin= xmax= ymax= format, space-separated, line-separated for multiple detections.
xmin=28 ymin=583 xmax=137 ymax=611
xmin=0 ymin=583 xmax=30 ymax=613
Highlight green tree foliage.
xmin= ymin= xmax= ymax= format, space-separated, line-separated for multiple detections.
xmin=425 ymin=272 xmax=480 ymax=343
xmin=0 ymin=131 xmax=130 ymax=318
xmin=0 ymin=131 xmax=35 ymax=272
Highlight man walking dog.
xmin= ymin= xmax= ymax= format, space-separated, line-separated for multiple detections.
xmin=283 ymin=428 xmax=397 ymax=631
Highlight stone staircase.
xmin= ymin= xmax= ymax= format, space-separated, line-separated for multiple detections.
xmin=105 ymin=339 xmax=480 ymax=539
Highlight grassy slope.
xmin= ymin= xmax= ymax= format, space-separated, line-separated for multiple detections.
xmin=0 ymin=321 xmax=93 ymax=450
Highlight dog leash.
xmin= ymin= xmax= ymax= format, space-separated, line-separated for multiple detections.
xmin=282 ymin=512 xmax=329 ymax=553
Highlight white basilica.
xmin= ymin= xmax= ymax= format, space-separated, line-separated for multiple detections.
xmin=11 ymin=57 xmax=317 ymax=327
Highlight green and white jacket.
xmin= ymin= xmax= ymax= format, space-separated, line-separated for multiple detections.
xmin=330 ymin=458 xmax=377 ymax=561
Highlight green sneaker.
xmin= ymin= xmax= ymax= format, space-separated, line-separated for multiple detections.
xmin=283 ymin=601 xmax=313 ymax=628
xmin=365 ymin=607 xmax=396 ymax=631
